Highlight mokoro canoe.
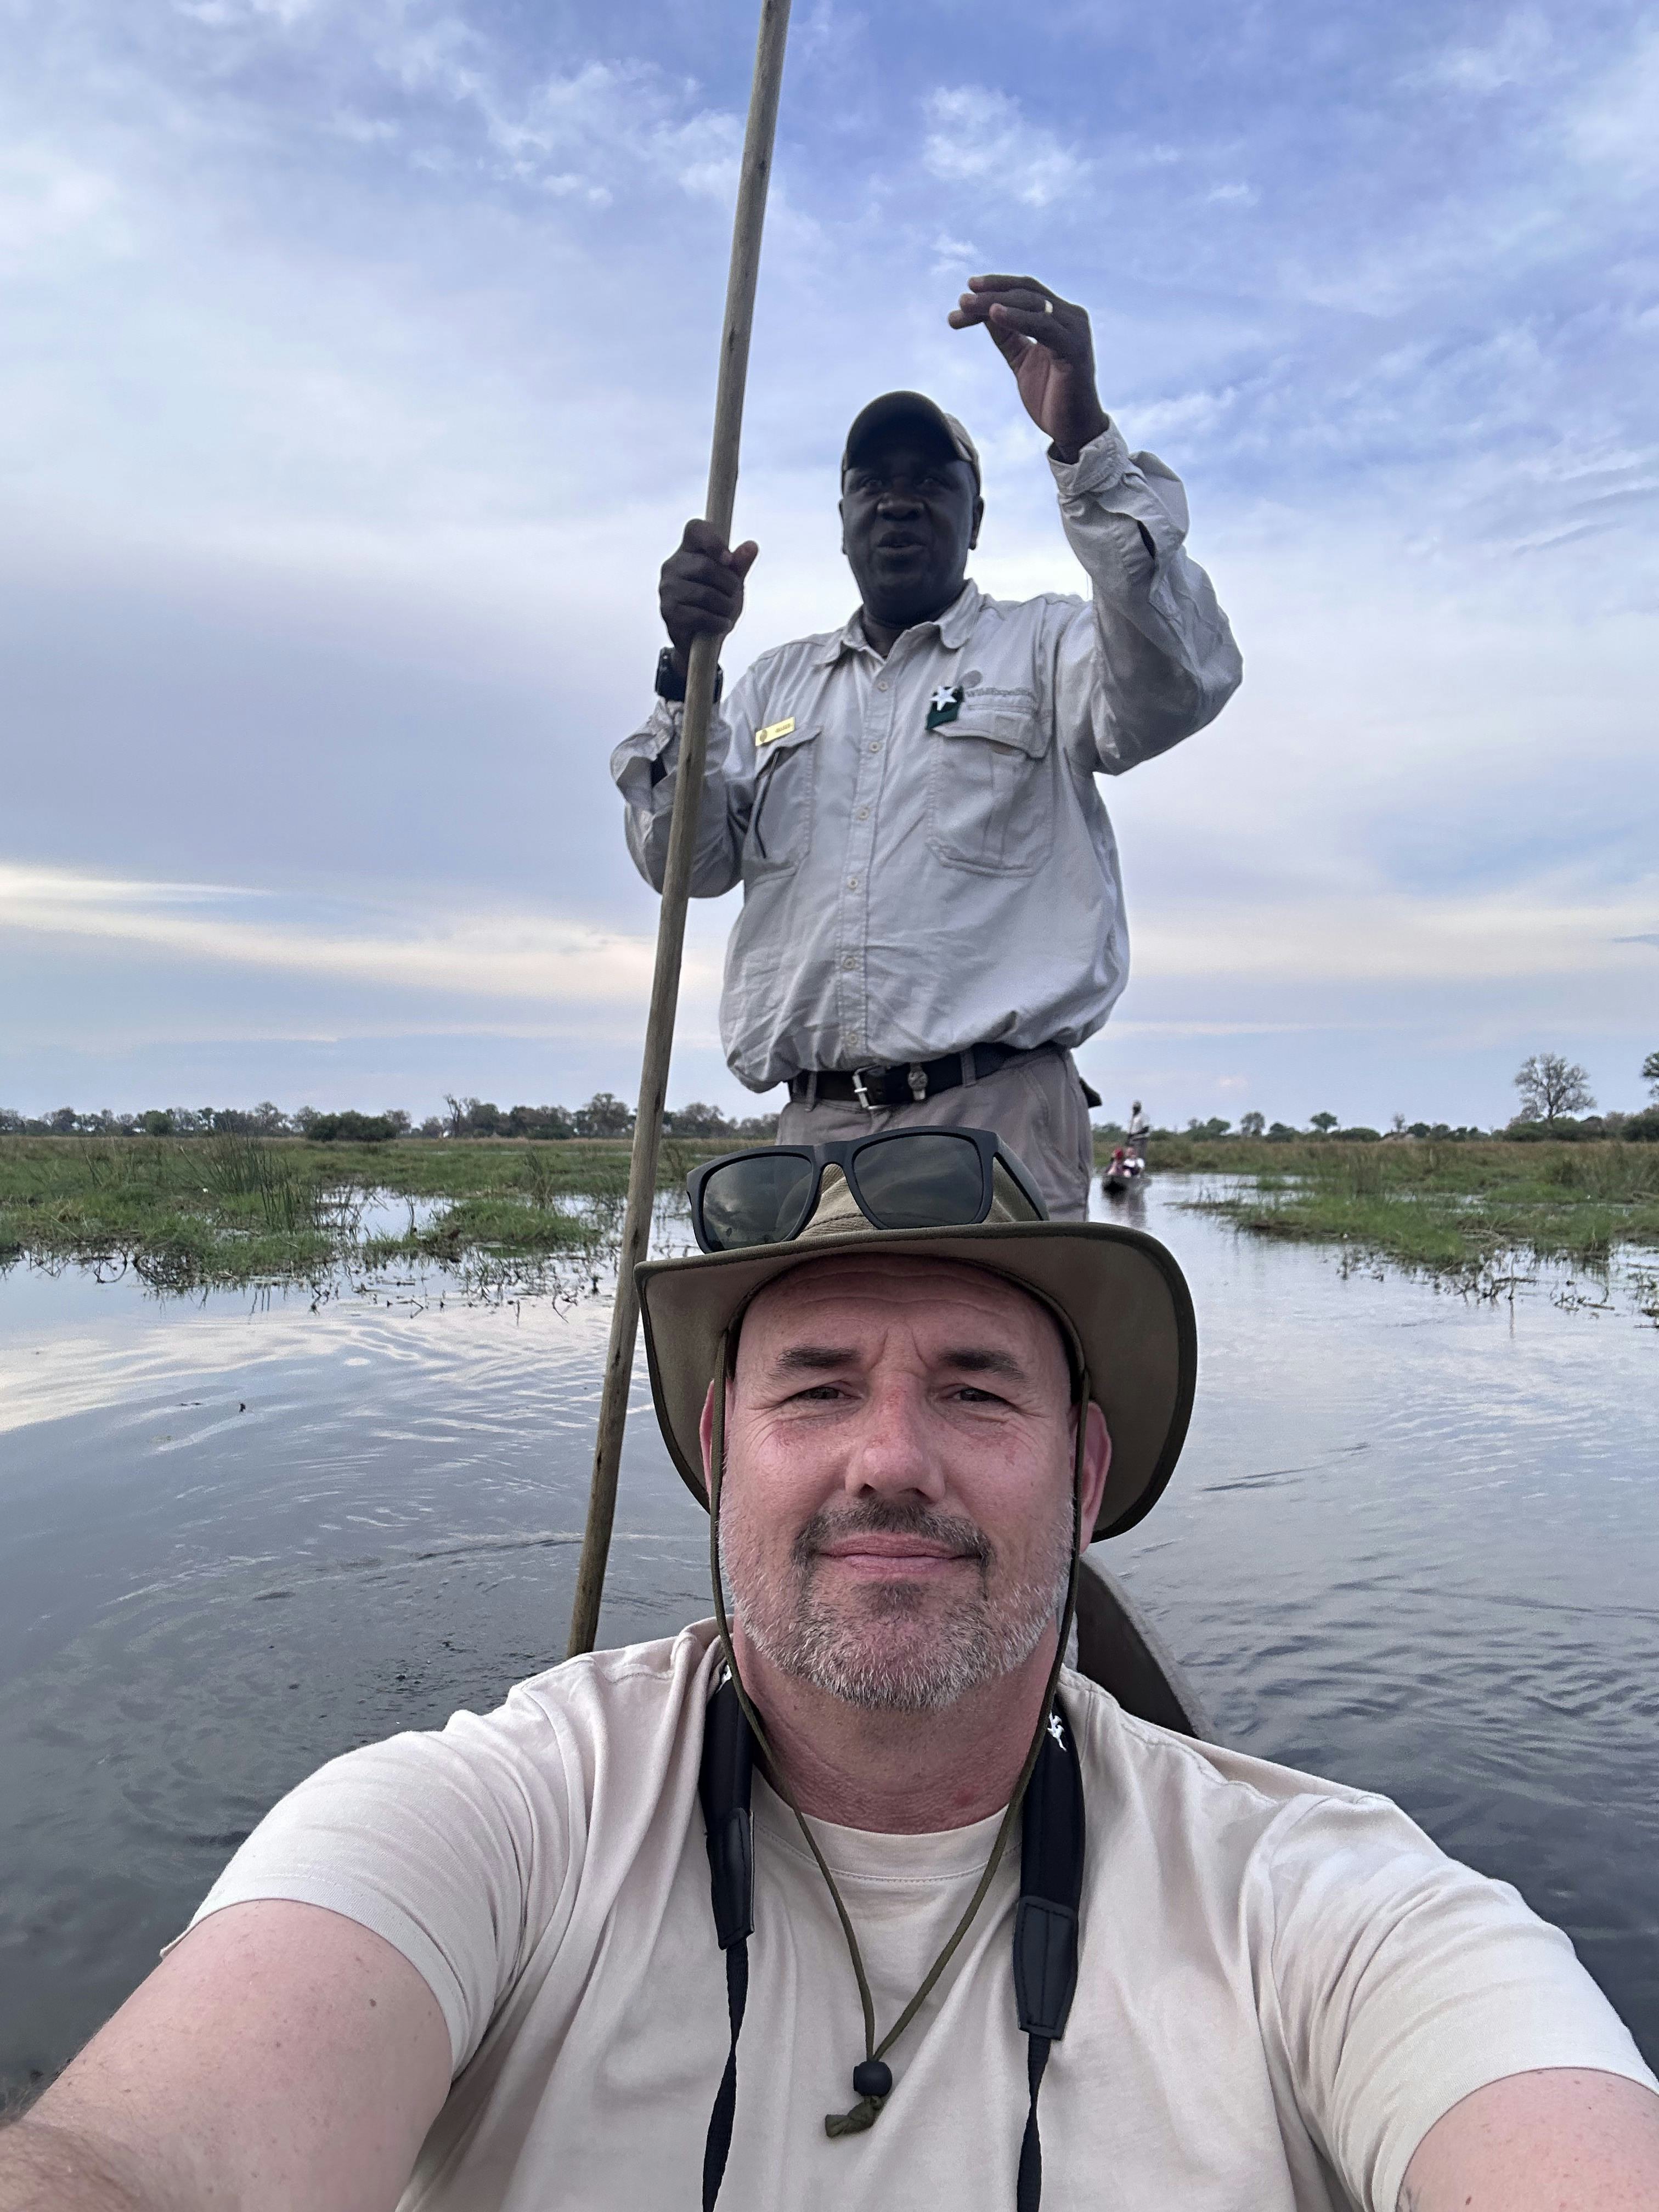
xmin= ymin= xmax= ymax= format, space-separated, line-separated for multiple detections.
xmin=1074 ymin=1554 xmax=1209 ymax=1737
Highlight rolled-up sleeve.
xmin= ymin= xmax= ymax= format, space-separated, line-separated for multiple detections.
xmin=611 ymin=664 xmax=769 ymax=898
xmin=1050 ymin=425 xmax=1242 ymax=775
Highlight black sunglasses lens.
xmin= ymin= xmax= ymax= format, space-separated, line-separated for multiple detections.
xmin=853 ymin=1133 xmax=986 ymax=1229
xmin=699 ymin=1155 xmax=817 ymax=1250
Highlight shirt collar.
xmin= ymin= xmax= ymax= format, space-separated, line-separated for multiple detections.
xmin=810 ymin=577 xmax=982 ymax=667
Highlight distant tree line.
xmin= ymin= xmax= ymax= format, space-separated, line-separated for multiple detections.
xmin=0 ymin=1094 xmax=780 ymax=1143
xmin=1090 ymin=1048 xmax=1659 ymax=1146
xmin=437 ymin=1094 xmax=776 ymax=1142
xmin=0 ymin=1102 xmax=418 ymax=1142
xmin=6 ymin=1047 xmax=1657 ymax=1146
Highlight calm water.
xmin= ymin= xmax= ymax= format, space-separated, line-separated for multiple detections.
xmin=2 ymin=1183 xmax=1656 ymax=2096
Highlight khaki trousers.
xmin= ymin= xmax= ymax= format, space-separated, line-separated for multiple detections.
xmin=775 ymin=1046 xmax=1094 ymax=1223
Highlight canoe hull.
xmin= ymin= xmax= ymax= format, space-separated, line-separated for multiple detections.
xmin=1074 ymin=1554 xmax=1210 ymax=1738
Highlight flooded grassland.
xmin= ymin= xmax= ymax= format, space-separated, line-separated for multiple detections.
xmin=5 ymin=1133 xmax=1658 ymax=1297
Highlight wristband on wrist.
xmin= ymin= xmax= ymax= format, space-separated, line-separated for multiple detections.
xmin=655 ymin=646 xmax=723 ymax=704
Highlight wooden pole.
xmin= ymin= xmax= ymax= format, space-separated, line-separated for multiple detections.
xmin=566 ymin=0 xmax=792 ymax=1658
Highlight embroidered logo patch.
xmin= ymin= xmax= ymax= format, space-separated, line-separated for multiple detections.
xmin=755 ymin=716 xmax=795 ymax=748
xmin=925 ymin=684 xmax=964 ymax=731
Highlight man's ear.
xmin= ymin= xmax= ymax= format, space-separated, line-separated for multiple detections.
xmin=1076 ymin=1401 xmax=1111 ymax=1545
xmin=968 ymin=494 xmax=984 ymax=551
xmin=838 ymin=493 xmax=847 ymax=558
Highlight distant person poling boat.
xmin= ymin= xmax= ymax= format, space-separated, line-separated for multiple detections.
xmin=1102 ymin=1098 xmax=1150 ymax=1195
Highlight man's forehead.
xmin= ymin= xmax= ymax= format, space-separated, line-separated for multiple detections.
xmin=741 ymin=1254 xmax=1066 ymax=1361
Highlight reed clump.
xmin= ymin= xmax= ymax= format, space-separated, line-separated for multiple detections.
xmin=1173 ymin=1138 xmax=1659 ymax=1274
xmin=0 ymin=1134 xmax=722 ymax=1291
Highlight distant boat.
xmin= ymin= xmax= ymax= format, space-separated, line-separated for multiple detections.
xmin=1101 ymin=1146 xmax=1147 ymax=1197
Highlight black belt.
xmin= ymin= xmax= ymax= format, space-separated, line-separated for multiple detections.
xmin=789 ymin=1041 xmax=1043 ymax=1111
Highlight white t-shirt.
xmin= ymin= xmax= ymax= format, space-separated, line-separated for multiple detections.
xmin=190 ymin=1624 xmax=1653 ymax=2212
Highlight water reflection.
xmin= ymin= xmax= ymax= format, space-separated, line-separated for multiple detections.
xmin=0 ymin=1183 xmax=1654 ymax=2096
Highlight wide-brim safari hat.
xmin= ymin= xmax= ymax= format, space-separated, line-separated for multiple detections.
xmin=636 ymin=1166 xmax=1197 ymax=1542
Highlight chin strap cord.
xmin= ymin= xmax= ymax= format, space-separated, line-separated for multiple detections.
xmin=699 ymin=1330 xmax=1091 ymax=2208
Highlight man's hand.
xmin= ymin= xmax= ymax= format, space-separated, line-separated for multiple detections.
xmin=949 ymin=274 xmax=1110 ymax=464
xmin=659 ymin=520 xmax=760 ymax=676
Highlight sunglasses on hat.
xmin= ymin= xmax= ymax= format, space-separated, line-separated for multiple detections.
xmin=685 ymin=1127 xmax=1047 ymax=1254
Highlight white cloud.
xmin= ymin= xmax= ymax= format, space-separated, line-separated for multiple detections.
xmin=376 ymin=41 xmax=746 ymax=208
xmin=1109 ymin=1021 xmax=1327 ymax=1039
xmin=0 ymin=146 xmax=128 ymax=272
xmin=1125 ymin=386 xmax=1239 ymax=443
xmin=0 ymin=862 xmax=716 ymax=1007
xmin=1565 ymin=26 xmax=1659 ymax=186
xmin=1415 ymin=8 xmax=1552 ymax=95
xmin=921 ymin=86 xmax=1088 ymax=210
xmin=1133 ymin=882 xmax=1659 ymax=986
xmin=177 ymin=0 xmax=325 ymax=24
xmin=1205 ymin=181 xmax=1257 ymax=207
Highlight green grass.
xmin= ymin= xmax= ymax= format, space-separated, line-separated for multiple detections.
xmin=0 ymin=1135 xmax=723 ymax=1292
xmin=10 ymin=1131 xmax=1657 ymax=1293
xmin=1128 ymin=1137 xmax=1659 ymax=1276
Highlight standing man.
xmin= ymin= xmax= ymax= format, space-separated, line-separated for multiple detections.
xmin=612 ymin=274 xmax=1242 ymax=1218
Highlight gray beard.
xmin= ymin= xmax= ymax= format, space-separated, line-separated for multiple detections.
xmin=723 ymin=1494 xmax=1074 ymax=1713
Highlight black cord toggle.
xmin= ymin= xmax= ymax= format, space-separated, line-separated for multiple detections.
xmin=823 ymin=2048 xmax=893 ymax=2132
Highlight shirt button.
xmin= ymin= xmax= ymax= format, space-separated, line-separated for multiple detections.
xmin=876 ymin=679 xmax=888 ymax=692
xmin=847 ymin=876 xmax=859 ymax=889
xmin=843 ymin=956 xmax=855 ymax=972
xmin=856 ymin=806 xmax=869 ymax=821
xmin=868 ymin=740 xmax=882 ymax=753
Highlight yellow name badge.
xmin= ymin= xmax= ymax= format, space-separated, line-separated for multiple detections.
xmin=755 ymin=717 xmax=796 ymax=748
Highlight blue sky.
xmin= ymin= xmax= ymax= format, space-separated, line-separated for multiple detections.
xmin=2 ymin=0 xmax=1656 ymax=1128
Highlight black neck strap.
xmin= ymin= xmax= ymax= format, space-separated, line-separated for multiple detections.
xmin=698 ymin=1679 xmax=755 ymax=2212
xmin=698 ymin=1677 xmax=1086 ymax=2212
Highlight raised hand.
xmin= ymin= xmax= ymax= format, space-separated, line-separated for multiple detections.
xmin=659 ymin=520 xmax=761 ymax=673
xmin=948 ymin=274 xmax=1110 ymax=463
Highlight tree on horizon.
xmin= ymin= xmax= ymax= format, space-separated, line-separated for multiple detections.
xmin=1513 ymin=1052 xmax=1595 ymax=1126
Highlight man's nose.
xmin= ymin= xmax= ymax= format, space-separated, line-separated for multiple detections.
xmin=843 ymin=1380 xmax=947 ymax=1500
xmin=876 ymin=486 xmax=924 ymax=514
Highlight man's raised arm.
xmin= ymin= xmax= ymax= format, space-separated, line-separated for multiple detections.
xmin=950 ymin=270 xmax=1242 ymax=771
xmin=0 ymin=1901 xmax=450 ymax=2212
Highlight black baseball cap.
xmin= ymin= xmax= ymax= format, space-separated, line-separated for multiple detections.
xmin=841 ymin=391 xmax=981 ymax=492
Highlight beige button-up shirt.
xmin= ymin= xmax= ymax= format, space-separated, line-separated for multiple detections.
xmin=612 ymin=425 xmax=1242 ymax=1093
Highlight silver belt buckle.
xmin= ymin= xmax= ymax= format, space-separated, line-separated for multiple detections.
xmin=851 ymin=1067 xmax=879 ymax=1111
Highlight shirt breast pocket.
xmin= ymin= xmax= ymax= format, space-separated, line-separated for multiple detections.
xmin=926 ymin=710 xmax=1053 ymax=877
xmin=744 ymin=723 xmax=821 ymax=878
